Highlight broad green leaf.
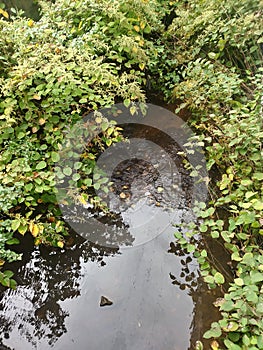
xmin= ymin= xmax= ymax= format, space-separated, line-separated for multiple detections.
xmin=63 ymin=167 xmax=72 ymax=176
xmin=51 ymin=152 xmax=60 ymax=163
xmin=11 ymin=219 xmax=21 ymax=232
xmin=214 ymin=272 xmax=225 ymax=284
xmin=36 ymin=160 xmax=47 ymax=170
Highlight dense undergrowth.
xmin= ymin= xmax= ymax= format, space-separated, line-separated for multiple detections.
xmin=0 ymin=0 xmax=166 ymax=287
xmin=0 ymin=0 xmax=263 ymax=349
xmin=158 ymin=1 xmax=263 ymax=349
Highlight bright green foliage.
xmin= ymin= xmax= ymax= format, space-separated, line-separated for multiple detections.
xmin=163 ymin=0 xmax=263 ymax=348
xmin=0 ymin=0 xmax=166 ymax=286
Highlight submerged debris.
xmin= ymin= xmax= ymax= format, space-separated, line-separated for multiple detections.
xmin=100 ymin=296 xmax=113 ymax=307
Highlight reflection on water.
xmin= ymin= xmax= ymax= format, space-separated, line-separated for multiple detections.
xmin=0 ymin=117 xmax=222 ymax=349
xmin=0 ymin=231 xmax=220 ymax=350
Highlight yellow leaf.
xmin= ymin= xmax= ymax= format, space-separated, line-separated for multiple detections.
xmin=33 ymin=94 xmax=41 ymax=100
xmin=38 ymin=118 xmax=46 ymax=125
xmin=134 ymin=25 xmax=140 ymax=32
xmin=139 ymin=62 xmax=145 ymax=70
xmin=211 ymin=340 xmax=219 ymax=350
xmin=0 ymin=8 xmax=9 ymax=19
xmin=32 ymin=224 xmax=39 ymax=237
xmin=29 ymin=222 xmax=39 ymax=237
xmin=0 ymin=259 xmax=5 ymax=266
xmin=57 ymin=241 xmax=64 ymax=248
xmin=34 ymin=238 xmax=41 ymax=246
xmin=29 ymin=221 xmax=34 ymax=233
xmin=78 ymin=195 xmax=87 ymax=206
xmin=132 ymin=47 xmax=138 ymax=53
xmin=140 ymin=22 xmax=145 ymax=29
xmin=28 ymin=19 xmax=34 ymax=27
xmin=95 ymin=116 xmax=102 ymax=124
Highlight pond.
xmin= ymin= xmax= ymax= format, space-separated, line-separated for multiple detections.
xmin=0 ymin=103 xmax=230 ymax=350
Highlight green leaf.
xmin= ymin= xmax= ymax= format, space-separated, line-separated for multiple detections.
xmin=256 ymin=303 xmax=263 ymax=314
xmin=18 ymin=225 xmax=27 ymax=236
xmin=204 ymin=275 xmax=214 ymax=284
xmin=72 ymin=173 xmax=81 ymax=181
xmin=253 ymin=200 xmax=263 ymax=210
xmin=130 ymin=105 xmax=137 ymax=116
xmin=250 ymin=271 xmax=263 ymax=284
xmin=220 ymin=300 xmax=234 ymax=312
xmin=246 ymin=291 xmax=258 ymax=304
xmin=93 ymin=183 xmax=100 ymax=190
xmin=257 ymin=335 xmax=263 ymax=348
xmin=51 ymin=152 xmax=60 ymax=163
xmin=11 ymin=219 xmax=21 ymax=231
xmin=74 ymin=162 xmax=82 ymax=170
xmin=214 ymin=272 xmax=225 ymax=284
xmin=36 ymin=160 xmax=47 ymax=170
xmin=224 ymin=339 xmax=241 ymax=350
xmin=203 ymin=326 xmax=221 ymax=339
xmin=63 ymin=167 xmax=72 ymax=176
xmin=10 ymin=278 xmax=17 ymax=290
xmin=123 ymin=99 xmax=130 ymax=108
xmin=223 ymin=322 xmax=239 ymax=332
xmin=83 ymin=178 xmax=92 ymax=186
xmin=234 ymin=278 xmax=244 ymax=286
xmin=3 ymin=270 xmax=14 ymax=279
xmin=6 ymin=238 xmax=20 ymax=245
xmin=252 ymin=172 xmax=263 ymax=181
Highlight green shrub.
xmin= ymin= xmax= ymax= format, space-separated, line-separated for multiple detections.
xmin=0 ymin=0 xmax=166 ymax=286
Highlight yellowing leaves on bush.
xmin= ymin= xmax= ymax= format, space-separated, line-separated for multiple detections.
xmin=29 ymin=222 xmax=39 ymax=237
xmin=0 ymin=8 xmax=9 ymax=19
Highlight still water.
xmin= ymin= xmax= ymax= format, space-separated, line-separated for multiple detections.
xmin=0 ymin=104 xmax=226 ymax=350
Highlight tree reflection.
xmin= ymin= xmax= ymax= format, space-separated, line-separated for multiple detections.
xmin=0 ymin=233 xmax=119 ymax=348
xmin=168 ymin=239 xmax=231 ymax=349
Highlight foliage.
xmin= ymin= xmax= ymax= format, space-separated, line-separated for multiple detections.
xmin=0 ymin=0 xmax=166 ymax=286
xmin=156 ymin=0 xmax=263 ymax=349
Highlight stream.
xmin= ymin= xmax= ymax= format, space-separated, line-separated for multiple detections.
xmin=0 ymin=103 xmax=227 ymax=350
xmin=0 ymin=3 xmax=228 ymax=349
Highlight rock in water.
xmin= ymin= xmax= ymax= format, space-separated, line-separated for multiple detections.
xmin=100 ymin=296 xmax=113 ymax=307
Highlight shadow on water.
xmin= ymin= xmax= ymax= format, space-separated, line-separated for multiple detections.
xmin=0 ymin=114 xmax=228 ymax=350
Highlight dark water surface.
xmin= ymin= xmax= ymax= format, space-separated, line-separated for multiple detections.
xmin=0 ymin=110 xmax=227 ymax=350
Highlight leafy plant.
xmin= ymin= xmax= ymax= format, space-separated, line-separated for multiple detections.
xmin=0 ymin=0 xmax=166 ymax=287
xmin=157 ymin=0 xmax=263 ymax=348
